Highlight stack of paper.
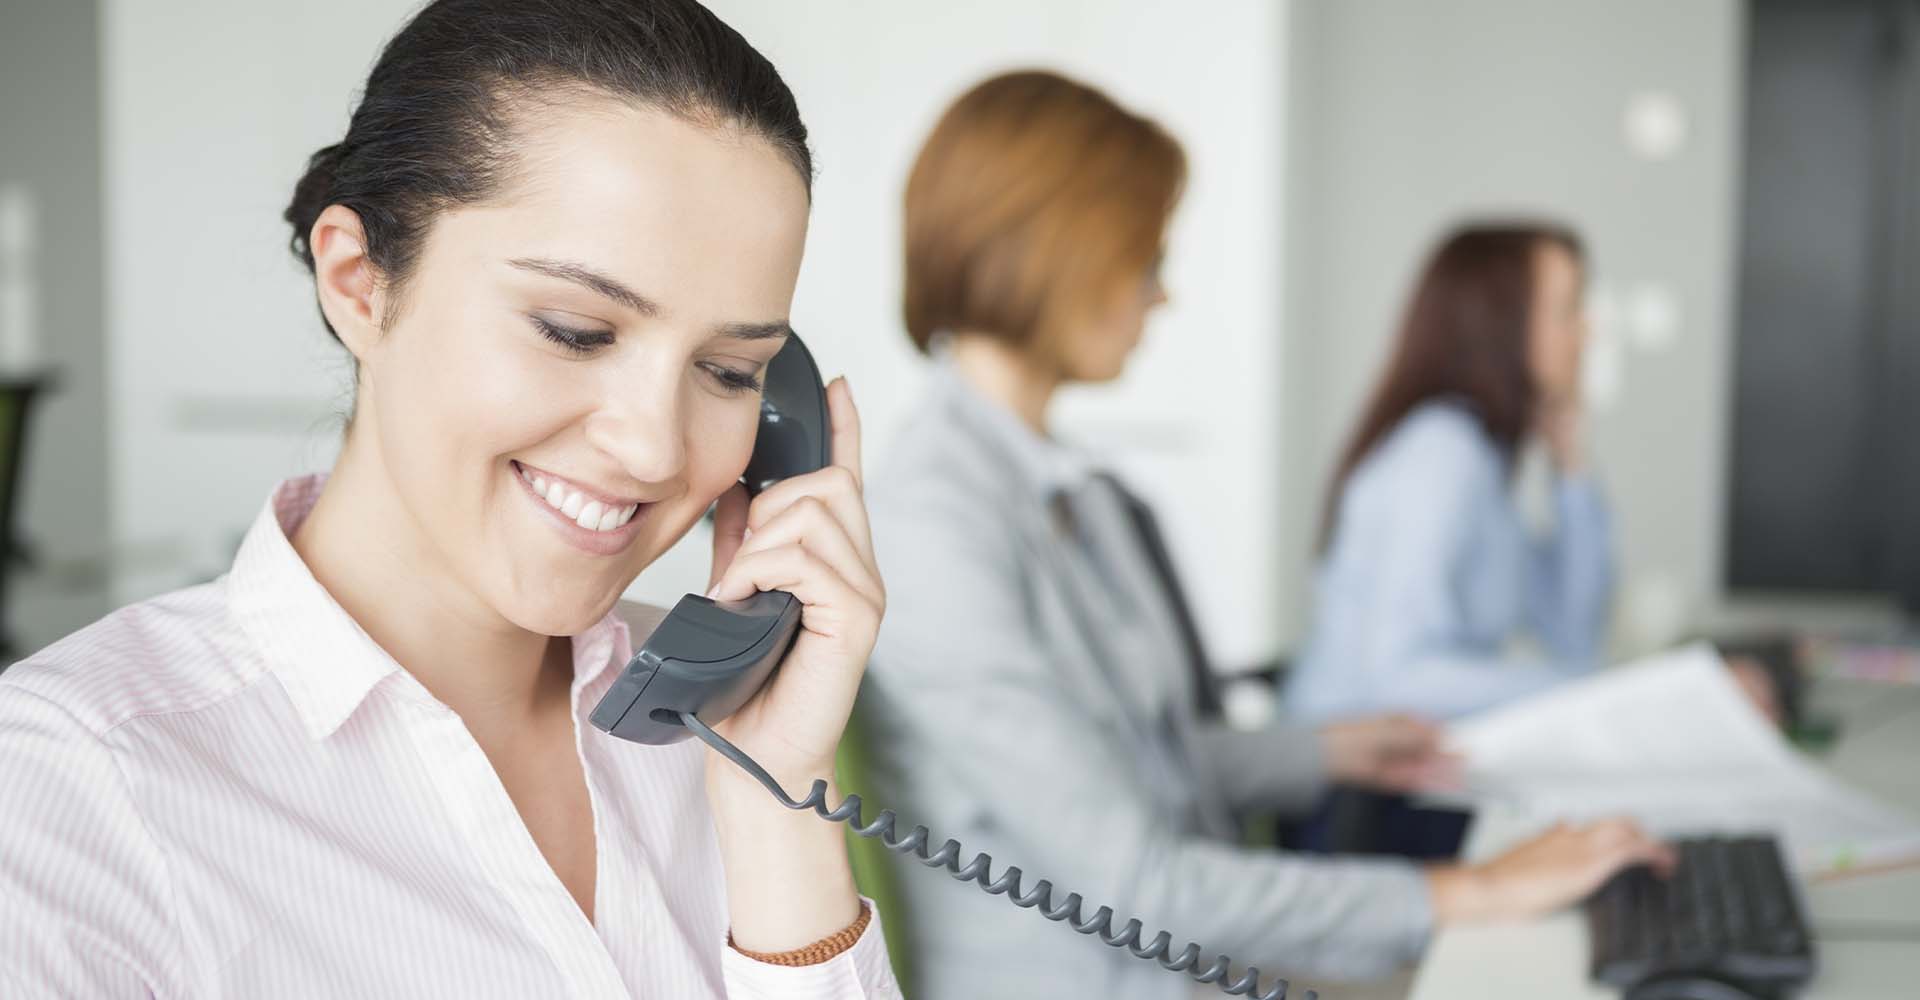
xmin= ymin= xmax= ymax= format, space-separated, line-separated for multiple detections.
xmin=1438 ymin=644 xmax=1920 ymax=876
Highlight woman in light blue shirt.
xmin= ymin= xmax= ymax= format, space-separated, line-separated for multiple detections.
xmin=1289 ymin=222 xmax=1612 ymax=722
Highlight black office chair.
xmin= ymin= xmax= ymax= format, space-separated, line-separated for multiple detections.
xmin=0 ymin=372 xmax=55 ymax=662
xmin=1233 ymin=655 xmax=1470 ymax=859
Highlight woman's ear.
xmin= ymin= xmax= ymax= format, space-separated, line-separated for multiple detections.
xmin=309 ymin=204 xmax=384 ymax=362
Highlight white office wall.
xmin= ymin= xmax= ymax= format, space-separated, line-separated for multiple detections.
xmin=101 ymin=0 xmax=408 ymax=600
xmin=1279 ymin=0 xmax=1746 ymax=655
xmin=99 ymin=1 xmax=1292 ymax=665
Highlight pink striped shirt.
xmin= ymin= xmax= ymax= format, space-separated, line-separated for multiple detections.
xmin=0 ymin=475 xmax=899 ymax=998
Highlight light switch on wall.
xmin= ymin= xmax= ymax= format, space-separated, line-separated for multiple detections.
xmin=1623 ymin=90 xmax=1690 ymax=162
xmin=1625 ymin=281 xmax=1681 ymax=353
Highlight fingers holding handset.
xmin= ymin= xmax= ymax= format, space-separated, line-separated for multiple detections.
xmin=703 ymin=375 xmax=884 ymax=774
xmin=708 ymin=376 xmax=880 ymax=611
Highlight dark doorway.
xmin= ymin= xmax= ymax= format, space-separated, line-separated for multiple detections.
xmin=1728 ymin=0 xmax=1920 ymax=614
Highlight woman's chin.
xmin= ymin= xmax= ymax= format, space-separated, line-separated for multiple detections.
xmin=500 ymin=587 xmax=626 ymax=638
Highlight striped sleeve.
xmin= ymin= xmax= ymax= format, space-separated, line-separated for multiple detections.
xmin=0 ymin=684 xmax=187 ymax=997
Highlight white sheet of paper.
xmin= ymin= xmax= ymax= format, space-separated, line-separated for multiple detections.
xmin=1437 ymin=643 xmax=1920 ymax=874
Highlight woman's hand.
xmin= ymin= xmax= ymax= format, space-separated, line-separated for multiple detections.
xmin=699 ymin=375 xmax=884 ymax=952
xmin=1725 ymin=655 xmax=1785 ymax=727
xmin=1428 ymin=818 xmax=1675 ymax=924
xmin=704 ymin=374 xmax=883 ymax=783
xmin=1318 ymin=714 xmax=1460 ymax=793
xmin=1537 ymin=393 xmax=1587 ymax=473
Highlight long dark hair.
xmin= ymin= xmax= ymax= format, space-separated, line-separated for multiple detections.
xmin=282 ymin=0 xmax=811 ymax=343
xmin=1318 ymin=221 xmax=1585 ymax=549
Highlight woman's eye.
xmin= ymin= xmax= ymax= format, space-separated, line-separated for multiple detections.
xmin=699 ymin=361 xmax=764 ymax=395
xmin=531 ymin=316 xmax=614 ymax=354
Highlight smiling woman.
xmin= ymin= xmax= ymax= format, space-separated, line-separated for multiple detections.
xmin=0 ymin=2 xmax=897 ymax=998
xmin=295 ymin=94 xmax=812 ymax=637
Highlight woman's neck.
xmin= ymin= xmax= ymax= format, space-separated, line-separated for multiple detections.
xmin=946 ymin=332 xmax=1059 ymax=435
xmin=293 ymin=432 xmax=568 ymax=729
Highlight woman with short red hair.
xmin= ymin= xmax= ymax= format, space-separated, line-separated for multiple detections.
xmin=861 ymin=71 xmax=1668 ymax=999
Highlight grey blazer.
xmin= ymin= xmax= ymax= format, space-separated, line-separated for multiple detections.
xmin=862 ymin=365 xmax=1432 ymax=1000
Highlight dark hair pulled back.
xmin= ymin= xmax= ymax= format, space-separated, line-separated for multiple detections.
xmin=283 ymin=0 xmax=811 ymax=340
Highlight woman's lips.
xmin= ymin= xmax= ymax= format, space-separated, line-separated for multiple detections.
xmin=511 ymin=460 xmax=651 ymax=556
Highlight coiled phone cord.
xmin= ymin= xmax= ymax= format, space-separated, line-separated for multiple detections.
xmin=680 ymin=710 xmax=1315 ymax=1000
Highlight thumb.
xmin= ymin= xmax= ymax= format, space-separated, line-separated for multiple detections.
xmin=707 ymin=483 xmax=750 ymax=594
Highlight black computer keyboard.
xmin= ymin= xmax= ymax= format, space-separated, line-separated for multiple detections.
xmin=1584 ymin=835 xmax=1817 ymax=991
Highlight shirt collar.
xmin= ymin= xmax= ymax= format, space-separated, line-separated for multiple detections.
xmin=228 ymin=475 xmax=631 ymax=741
xmin=929 ymin=353 xmax=1100 ymax=501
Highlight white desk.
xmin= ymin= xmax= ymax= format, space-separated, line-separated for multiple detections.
xmin=1408 ymin=678 xmax=1920 ymax=1000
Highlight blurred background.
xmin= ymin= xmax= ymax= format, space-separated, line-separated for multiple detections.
xmin=0 ymin=0 xmax=1914 ymax=669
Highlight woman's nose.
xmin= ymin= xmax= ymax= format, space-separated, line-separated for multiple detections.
xmin=583 ymin=371 xmax=689 ymax=487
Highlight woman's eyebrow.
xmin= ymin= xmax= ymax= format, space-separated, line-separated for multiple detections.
xmin=717 ymin=320 xmax=793 ymax=341
xmin=508 ymin=257 xmax=658 ymax=316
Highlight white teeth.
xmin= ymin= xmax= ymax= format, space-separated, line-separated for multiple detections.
xmin=521 ymin=466 xmax=640 ymax=532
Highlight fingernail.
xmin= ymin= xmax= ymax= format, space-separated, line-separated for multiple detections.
xmin=705 ymin=583 xmax=723 ymax=599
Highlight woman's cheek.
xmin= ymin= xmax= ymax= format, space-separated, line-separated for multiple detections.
xmin=384 ymin=308 xmax=526 ymax=438
xmin=687 ymin=397 xmax=761 ymax=498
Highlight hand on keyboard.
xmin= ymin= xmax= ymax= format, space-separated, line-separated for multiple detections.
xmin=1586 ymin=835 xmax=1816 ymax=990
xmin=1429 ymin=818 xmax=1676 ymax=923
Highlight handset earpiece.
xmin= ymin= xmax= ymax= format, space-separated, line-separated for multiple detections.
xmin=591 ymin=333 xmax=830 ymax=745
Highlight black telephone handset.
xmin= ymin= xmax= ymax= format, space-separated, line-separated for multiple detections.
xmin=589 ymin=333 xmax=1316 ymax=1000
xmin=589 ymin=332 xmax=830 ymax=746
